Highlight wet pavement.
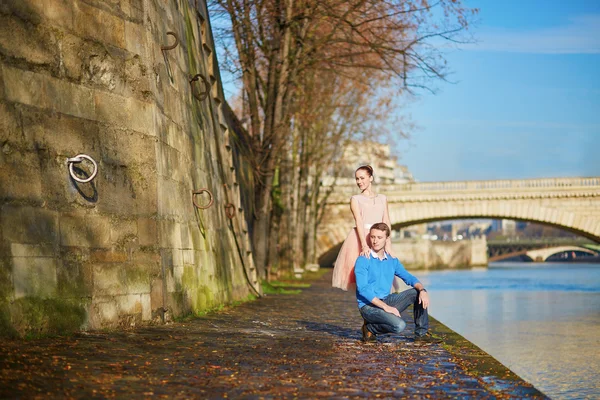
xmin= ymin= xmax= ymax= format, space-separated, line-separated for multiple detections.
xmin=0 ymin=270 xmax=547 ymax=399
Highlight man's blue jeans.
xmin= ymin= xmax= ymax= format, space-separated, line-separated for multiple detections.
xmin=359 ymin=288 xmax=428 ymax=337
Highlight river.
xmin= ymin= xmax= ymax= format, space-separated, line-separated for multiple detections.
xmin=417 ymin=262 xmax=600 ymax=400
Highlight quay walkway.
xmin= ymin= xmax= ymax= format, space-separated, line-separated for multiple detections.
xmin=0 ymin=271 xmax=546 ymax=399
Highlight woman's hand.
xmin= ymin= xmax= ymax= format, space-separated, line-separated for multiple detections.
xmin=360 ymin=244 xmax=371 ymax=257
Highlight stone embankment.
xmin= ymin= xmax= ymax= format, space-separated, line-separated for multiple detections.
xmin=0 ymin=270 xmax=547 ymax=399
xmin=0 ymin=0 xmax=257 ymax=336
xmin=391 ymin=237 xmax=488 ymax=269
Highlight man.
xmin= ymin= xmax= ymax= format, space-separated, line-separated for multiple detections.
xmin=355 ymin=222 xmax=441 ymax=344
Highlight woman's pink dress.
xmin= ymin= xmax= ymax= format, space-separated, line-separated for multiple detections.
xmin=331 ymin=194 xmax=394 ymax=291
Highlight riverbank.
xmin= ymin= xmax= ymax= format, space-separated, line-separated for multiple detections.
xmin=0 ymin=270 xmax=546 ymax=398
xmin=391 ymin=237 xmax=488 ymax=270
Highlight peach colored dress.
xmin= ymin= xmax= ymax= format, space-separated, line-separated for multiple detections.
xmin=331 ymin=194 xmax=393 ymax=291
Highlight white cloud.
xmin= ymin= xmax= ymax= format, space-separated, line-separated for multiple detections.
xmin=463 ymin=15 xmax=600 ymax=54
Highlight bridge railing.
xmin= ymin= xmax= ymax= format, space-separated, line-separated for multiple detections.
xmin=331 ymin=177 xmax=600 ymax=194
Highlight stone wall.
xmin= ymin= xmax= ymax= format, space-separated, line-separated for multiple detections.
xmin=0 ymin=0 xmax=257 ymax=337
xmin=391 ymin=237 xmax=488 ymax=270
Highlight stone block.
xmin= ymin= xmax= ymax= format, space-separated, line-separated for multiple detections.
xmin=165 ymin=268 xmax=175 ymax=292
xmin=156 ymin=143 xmax=185 ymax=182
xmin=2 ymin=0 xmax=74 ymax=29
xmin=56 ymin=252 xmax=93 ymax=297
xmin=42 ymin=156 xmax=92 ymax=207
xmin=20 ymin=107 xmax=101 ymax=157
xmin=182 ymin=249 xmax=194 ymax=265
xmin=119 ymin=0 xmax=143 ymax=22
xmin=163 ymin=86 xmax=185 ymax=127
xmin=90 ymin=249 xmax=129 ymax=263
xmin=158 ymin=219 xmax=182 ymax=249
xmin=131 ymin=252 xmax=161 ymax=275
xmin=102 ymin=128 xmax=157 ymax=168
xmin=12 ymin=256 xmax=57 ymax=299
xmin=115 ymin=294 xmax=142 ymax=314
xmin=96 ymin=168 xmax=138 ymax=216
xmin=189 ymin=224 xmax=205 ymax=251
xmin=160 ymin=248 xmax=174 ymax=269
xmin=1 ymin=205 xmax=59 ymax=245
xmin=0 ymin=103 xmax=22 ymax=145
xmin=0 ymin=148 xmax=43 ymax=202
xmin=138 ymin=218 xmax=157 ymax=246
xmin=164 ymin=122 xmax=189 ymax=159
xmin=92 ymin=264 xmax=126 ymax=296
xmin=141 ymin=293 xmax=151 ymax=320
xmin=123 ymin=266 xmax=151 ymax=294
xmin=0 ymin=15 xmax=56 ymax=67
xmin=2 ymin=66 xmax=49 ymax=109
xmin=173 ymin=266 xmax=184 ymax=285
xmin=124 ymin=20 xmax=147 ymax=58
xmin=59 ymin=213 xmax=111 ymax=247
xmin=45 ymin=74 xmax=96 ymax=120
xmin=57 ymin=32 xmax=84 ymax=81
xmin=134 ymin=176 xmax=158 ymax=214
xmin=150 ymin=278 xmax=164 ymax=310
xmin=94 ymin=90 xmax=154 ymax=135
xmin=180 ymin=224 xmax=192 ymax=250
xmin=73 ymin=2 xmax=125 ymax=49
xmin=10 ymin=243 xmax=55 ymax=258
xmin=91 ymin=298 xmax=118 ymax=328
xmin=109 ymin=218 xmax=137 ymax=246
xmin=2 ymin=66 xmax=95 ymax=120
xmin=172 ymin=248 xmax=183 ymax=267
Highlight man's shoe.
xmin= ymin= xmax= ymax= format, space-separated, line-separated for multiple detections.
xmin=413 ymin=332 xmax=444 ymax=344
xmin=361 ymin=323 xmax=376 ymax=343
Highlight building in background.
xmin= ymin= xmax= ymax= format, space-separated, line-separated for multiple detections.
xmin=327 ymin=140 xmax=415 ymax=185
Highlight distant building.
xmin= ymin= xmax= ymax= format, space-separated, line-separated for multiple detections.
xmin=327 ymin=140 xmax=415 ymax=185
xmin=501 ymin=219 xmax=517 ymax=236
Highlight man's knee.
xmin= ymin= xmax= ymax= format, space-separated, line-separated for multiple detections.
xmin=409 ymin=288 xmax=419 ymax=299
xmin=390 ymin=318 xmax=406 ymax=333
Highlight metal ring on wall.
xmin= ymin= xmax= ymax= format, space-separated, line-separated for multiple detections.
xmin=161 ymin=31 xmax=180 ymax=51
xmin=224 ymin=203 xmax=236 ymax=219
xmin=192 ymin=188 xmax=214 ymax=209
xmin=67 ymin=154 xmax=98 ymax=183
xmin=189 ymin=73 xmax=209 ymax=101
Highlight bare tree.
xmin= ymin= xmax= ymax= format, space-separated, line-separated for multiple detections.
xmin=211 ymin=0 xmax=476 ymax=278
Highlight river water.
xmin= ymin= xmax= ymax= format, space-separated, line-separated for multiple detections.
xmin=417 ymin=262 xmax=600 ymax=400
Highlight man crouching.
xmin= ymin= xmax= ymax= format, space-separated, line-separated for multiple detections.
xmin=355 ymin=222 xmax=441 ymax=344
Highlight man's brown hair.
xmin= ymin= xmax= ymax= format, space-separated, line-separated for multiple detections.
xmin=370 ymin=222 xmax=390 ymax=237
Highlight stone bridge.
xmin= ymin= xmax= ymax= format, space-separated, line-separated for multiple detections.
xmin=317 ymin=177 xmax=600 ymax=266
xmin=490 ymin=246 xmax=597 ymax=262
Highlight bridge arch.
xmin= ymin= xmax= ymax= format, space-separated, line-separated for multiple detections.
xmin=490 ymin=246 xmax=597 ymax=262
xmin=316 ymin=177 xmax=600 ymax=265
xmin=527 ymin=246 xmax=596 ymax=262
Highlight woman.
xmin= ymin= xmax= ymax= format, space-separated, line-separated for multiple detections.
xmin=331 ymin=165 xmax=395 ymax=291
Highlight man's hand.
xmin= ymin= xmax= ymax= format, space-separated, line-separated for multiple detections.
xmin=418 ymin=290 xmax=430 ymax=309
xmin=384 ymin=305 xmax=400 ymax=318
xmin=370 ymin=297 xmax=400 ymax=317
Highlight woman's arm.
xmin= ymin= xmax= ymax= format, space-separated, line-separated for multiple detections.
xmin=351 ymin=197 xmax=370 ymax=257
xmin=382 ymin=195 xmax=393 ymax=254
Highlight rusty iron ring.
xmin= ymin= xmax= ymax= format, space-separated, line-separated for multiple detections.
xmin=189 ymin=73 xmax=209 ymax=101
xmin=192 ymin=188 xmax=214 ymax=209
xmin=161 ymin=31 xmax=179 ymax=51
xmin=224 ymin=203 xmax=236 ymax=219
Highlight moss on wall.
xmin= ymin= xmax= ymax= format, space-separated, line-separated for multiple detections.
xmin=10 ymin=297 xmax=88 ymax=338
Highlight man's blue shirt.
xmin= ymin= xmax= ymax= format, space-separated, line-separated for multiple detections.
xmin=355 ymin=251 xmax=420 ymax=308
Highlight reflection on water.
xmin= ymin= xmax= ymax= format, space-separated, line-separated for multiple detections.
xmin=418 ymin=263 xmax=600 ymax=400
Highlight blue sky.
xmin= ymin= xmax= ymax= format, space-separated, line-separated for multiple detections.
xmin=220 ymin=0 xmax=600 ymax=182
xmin=398 ymin=0 xmax=600 ymax=182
